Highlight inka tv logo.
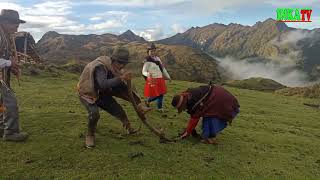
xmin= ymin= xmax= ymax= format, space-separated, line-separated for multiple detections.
xmin=277 ymin=8 xmax=312 ymax=22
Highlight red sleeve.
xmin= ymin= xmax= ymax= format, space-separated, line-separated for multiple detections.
xmin=186 ymin=117 xmax=200 ymax=134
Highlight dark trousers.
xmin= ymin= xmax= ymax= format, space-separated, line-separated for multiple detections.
xmin=79 ymin=90 xmax=141 ymax=135
xmin=147 ymin=94 xmax=164 ymax=109
xmin=0 ymin=71 xmax=20 ymax=136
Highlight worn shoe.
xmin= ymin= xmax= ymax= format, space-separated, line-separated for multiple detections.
xmin=85 ymin=135 xmax=95 ymax=148
xmin=127 ymin=127 xmax=140 ymax=134
xmin=3 ymin=132 xmax=29 ymax=142
xmin=201 ymin=138 xmax=218 ymax=145
xmin=144 ymin=99 xmax=150 ymax=107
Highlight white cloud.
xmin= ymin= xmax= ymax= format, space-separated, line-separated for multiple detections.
xmin=0 ymin=2 xmax=23 ymax=11
xmin=90 ymin=17 xmax=102 ymax=21
xmin=171 ymin=24 xmax=187 ymax=34
xmin=27 ymin=1 xmax=72 ymax=16
xmin=13 ymin=1 xmax=79 ymax=40
xmin=79 ymin=0 xmax=187 ymax=7
xmin=138 ymin=25 xmax=164 ymax=41
xmin=215 ymin=29 xmax=320 ymax=87
xmin=87 ymin=20 xmax=123 ymax=30
xmin=266 ymin=0 xmax=320 ymax=7
xmin=286 ymin=16 xmax=320 ymax=30
xmin=269 ymin=29 xmax=320 ymax=69
xmin=89 ymin=11 xmax=131 ymax=22
xmin=0 ymin=1 xmax=127 ymax=41
xmin=272 ymin=30 xmax=318 ymax=46
xmin=2 ymin=0 xmax=318 ymax=42
xmin=146 ymin=0 xmax=269 ymax=17
xmin=216 ymin=56 xmax=317 ymax=87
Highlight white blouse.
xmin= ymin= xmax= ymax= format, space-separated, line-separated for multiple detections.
xmin=142 ymin=56 xmax=171 ymax=79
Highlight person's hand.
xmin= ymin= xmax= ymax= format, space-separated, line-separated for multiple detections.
xmin=120 ymin=71 xmax=132 ymax=81
xmin=179 ymin=131 xmax=189 ymax=139
xmin=148 ymin=72 xmax=153 ymax=78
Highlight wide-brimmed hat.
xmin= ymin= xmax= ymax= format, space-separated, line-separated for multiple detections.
xmin=147 ymin=43 xmax=156 ymax=50
xmin=111 ymin=47 xmax=130 ymax=64
xmin=0 ymin=9 xmax=26 ymax=24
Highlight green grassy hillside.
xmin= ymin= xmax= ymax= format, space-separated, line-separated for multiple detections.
xmin=225 ymin=77 xmax=286 ymax=92
xmin=0 ymin=71 xmax=319 ymax=179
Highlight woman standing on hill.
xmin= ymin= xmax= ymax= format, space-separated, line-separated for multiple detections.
xmin=142 ymin=43 xmax=171 ymax=112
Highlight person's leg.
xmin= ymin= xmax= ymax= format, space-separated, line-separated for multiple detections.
xmin=156 ymin=94 xmax=164 ymax=110
xmin=1 ymin=84 xmax=19 ymax=135
xmin=79 ymin=97 xmax=100 ymax=148
xmin=96 ymin=95 xmax=137 ymax=134
xmin=208 ymin=118 xmax=216 ymax=138
xmin=201 ymin=117 xmax=210 ymax=140
xmin=0 ymin=83 xmax=28 ymax=141
xmin=207 ymin=117 xmax=227 ymax=144
xmin=0 ymin=95 xmax=4 ymax=137
xmin=207 ymin=118 xmax=218 ymax=144
xmin=201 ymin=117 xmax=219 ymax=144
xmin=79 ymin=97 xmax=100 ymax=136
xmin=148 ymin=96 xmax=158 ymax=103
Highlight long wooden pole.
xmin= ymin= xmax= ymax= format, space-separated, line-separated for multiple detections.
xmin=11 ymin=36 xmax=21 ymax=86
xmin=126 ymin=79 xmax=174 ymax=142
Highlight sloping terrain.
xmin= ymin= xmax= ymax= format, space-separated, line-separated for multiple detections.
xmin=0 ymin=72 xmax=319 ymax=179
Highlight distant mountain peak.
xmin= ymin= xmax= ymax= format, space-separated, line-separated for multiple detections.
xmin=255 ymin=18 xmax=288 ymax=31
xmin=264 ymin=18 xmax=277 ymax=23
xmin=119 ymin=30 xmax=145 ymax=42
xmin=43 ymin=31 xmax=60 ymax=38
xmin=121 ymin=30 xmax=135 ymax=36
xmin=209 ymin=23 xmax=227 ymax=27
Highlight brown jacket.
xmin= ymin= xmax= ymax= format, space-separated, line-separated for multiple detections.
xmin=0 ymin=25 xmax=12 ymax=84
xmin=77 ymin=56 xmax=122 ymax=104
xmin=187 ymin=85 xmax=240 ymax=122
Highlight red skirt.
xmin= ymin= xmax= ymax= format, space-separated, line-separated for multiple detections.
xmin=144 ymin=77 xmax=167 ymax=97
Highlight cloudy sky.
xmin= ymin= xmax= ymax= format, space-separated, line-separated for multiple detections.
xmin=1 ymin=0 xmax=319 ymax=41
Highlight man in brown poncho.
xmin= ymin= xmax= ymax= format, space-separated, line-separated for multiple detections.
xmin=78 ymin=47 xmax=151 ymax=148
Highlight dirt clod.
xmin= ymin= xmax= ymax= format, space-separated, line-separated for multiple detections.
xmin=128 ymin=152 xmax=144 ymax=159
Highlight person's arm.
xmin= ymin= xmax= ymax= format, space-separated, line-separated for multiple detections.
xmin=162 ymin=67 xmax=171 ymax=80
xmin=0 ymin=58 xmax=12 ymax=68
xmin=94 ymin=65 xmax=122 ymax=91
xmin=0 ymin=34 xmax=12 ymax=68
xmin=180 ymin=117 xmax=200 ymax=138
xmin=157 ymin=57 xmax=170 ymax=80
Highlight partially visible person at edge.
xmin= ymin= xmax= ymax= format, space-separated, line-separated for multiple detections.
xmin=0 ymin=9 xmax=28 ymax=142
xmin=142 ymin=43 xmax=171 ymax=112
xmin=171 ymin=84 xmax=240 ymax=144
xmin=77 ymin=47 xmax=151 ymax=148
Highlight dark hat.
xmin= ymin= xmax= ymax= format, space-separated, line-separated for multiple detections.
xmin=171 ymin=95 xmax=181 ymax=107
xmin=171 ymin=93 xmax=189 ymax=113
xmin=147 ymin=43 xmax=156 ymax=50
xmin=111 ymin=47 xmax=130 ymax=64
xmin=0 ymin=9 xmax=26 ymax=24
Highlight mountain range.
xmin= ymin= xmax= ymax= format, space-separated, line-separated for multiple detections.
xmin=35 ymin=18 xmax=320 ymax=84
xmin=36 ymin=30 xmax=222 ymax=83
xmin=157 ymin=18 xmax=320 ymax=79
